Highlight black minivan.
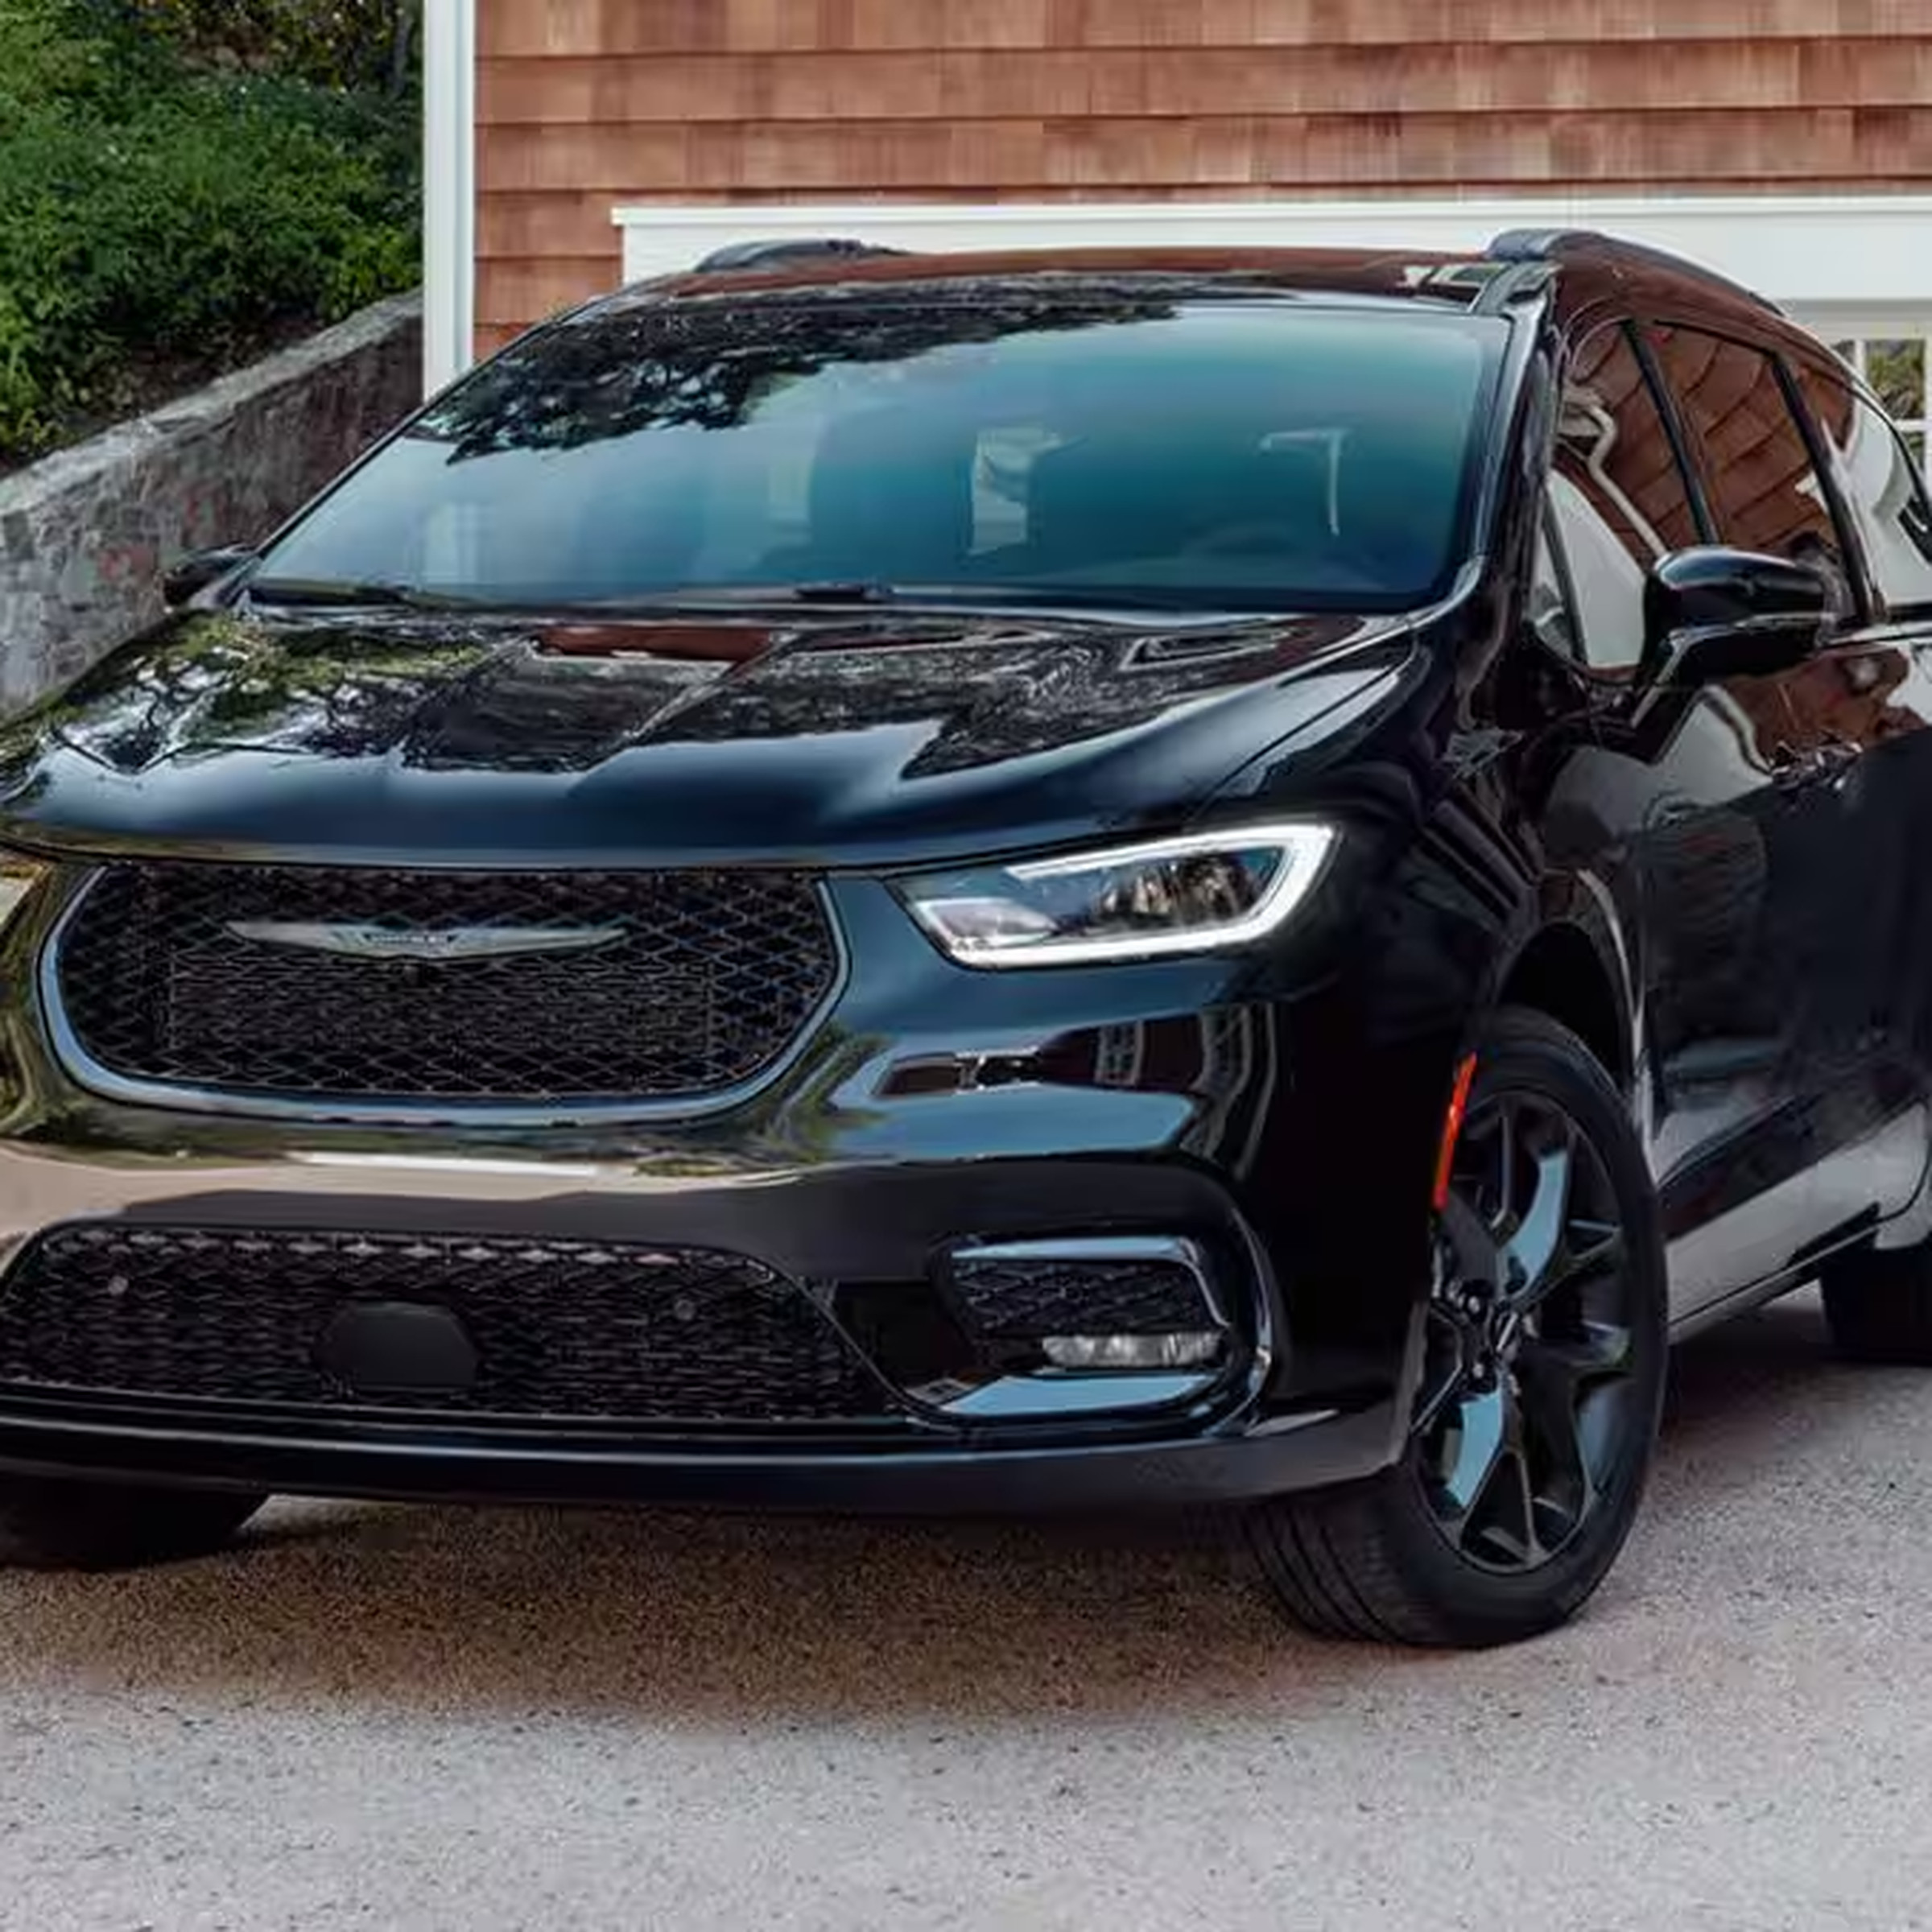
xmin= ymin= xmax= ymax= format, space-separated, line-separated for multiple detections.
xmin=0 ymin=230 xmax=1929 ymax=1647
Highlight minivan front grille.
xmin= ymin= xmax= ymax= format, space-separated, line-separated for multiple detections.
xmin=53 ymin=864 xmax=839 ymax=1107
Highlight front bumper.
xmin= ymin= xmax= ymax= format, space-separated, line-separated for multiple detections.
xmin=0 ymin=869 xmax=1433 ymax=1512
xmin=0 ymin=1387 xmax=1397 ymax=1516
xmin=0 ymin=1141 xmax=1401 ymax=1510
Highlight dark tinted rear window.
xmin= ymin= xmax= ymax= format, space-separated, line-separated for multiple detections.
xmin=1792 ymin=363 xmax=1932 ymax=616
xmin=260 ymin=292 xmax=1505 ymax=615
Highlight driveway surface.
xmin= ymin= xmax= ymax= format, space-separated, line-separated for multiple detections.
xmin=1 ymin=1290 xmax=1928 ymax=1931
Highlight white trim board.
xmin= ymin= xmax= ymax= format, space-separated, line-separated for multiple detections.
xmin=423 ymin=0 xmax=477 ymax=395
xmin=613 ymin=196 xmax=1932 ymax=330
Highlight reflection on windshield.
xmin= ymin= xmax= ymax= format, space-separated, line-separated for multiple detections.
xmin=257 ymin=287 xmax=1501 ymax=617
xmin=419 ymin=285 xmax=1176 ymax=457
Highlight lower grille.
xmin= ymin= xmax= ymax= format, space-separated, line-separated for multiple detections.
xmin=0 ymin=1225 xmax=894 ymax=1425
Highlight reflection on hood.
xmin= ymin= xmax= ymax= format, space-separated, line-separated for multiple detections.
xmin=15 ymin=608 xmax=1374 ymax=786
xmin=36 ymin=613 xmax=501 ymax=775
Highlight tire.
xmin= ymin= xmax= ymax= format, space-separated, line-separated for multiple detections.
xmin=0 ymin=1475 xmax=267 ymax=1572
xmin=1247 ymin=1007 xmax=1668 ymax=1648
xmin=1821 ymin=1245 xmax=1932 ymax=1364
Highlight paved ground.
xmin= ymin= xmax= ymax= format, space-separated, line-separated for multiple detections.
xmin=2 ymin=1290 xmax=1930 ymax=1932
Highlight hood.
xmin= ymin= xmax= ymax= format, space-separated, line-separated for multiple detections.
xmin=0 ymin=605 xmax=1418 ymax=867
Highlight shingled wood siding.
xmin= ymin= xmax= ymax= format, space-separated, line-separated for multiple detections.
xmin=474 ymin=0 xmax=1932 ymax=351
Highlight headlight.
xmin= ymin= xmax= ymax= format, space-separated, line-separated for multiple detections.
xmin=897 ymin=822 xmax=1335 ymax=968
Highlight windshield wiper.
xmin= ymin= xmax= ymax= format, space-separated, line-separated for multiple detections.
xmin=566 ymin=583 xmax=901 ymax=611
xmin=786 ymin=580 xmax=900 ymax=604
xmin=242 ymin=576 xmax=484 ymax=612
xmin=769 ymin=581 xmax=1146 ymax=609
xmin=242 ymin=578 xmax=1271 ymax=621
xmin=778 ymin=581 xmax=1278 ymax=616
xmin=575 ymin=582 xmax=1232 ymax=617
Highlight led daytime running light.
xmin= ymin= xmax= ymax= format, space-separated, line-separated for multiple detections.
xmin=900 ymin=821 xmax=1335 ymax=969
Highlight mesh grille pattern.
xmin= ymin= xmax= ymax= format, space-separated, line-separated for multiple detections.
xmin=55 ymin=864 xmax=837 ymax=1104
xmin=0 ymin=1225 xmax=892 ymax=1423
xmin=949 ymin=1253 xmax=1212 ymax=1339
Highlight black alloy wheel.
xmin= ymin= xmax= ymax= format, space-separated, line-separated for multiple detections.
xmin=1417 ymin=1090 xmax=1640 ymax=1575
xmin=1249 ymin=1009 xmax=1667 ymax=1647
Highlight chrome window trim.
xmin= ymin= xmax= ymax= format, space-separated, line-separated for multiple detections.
xmin=38 ymin=866 xmax=851 ymax=1129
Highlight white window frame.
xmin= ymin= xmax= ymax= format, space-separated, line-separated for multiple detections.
xmin=423 ymin=0 xmax=477 ymax=396
xmin=1826 ymin=322 xmax=1932 ymax=469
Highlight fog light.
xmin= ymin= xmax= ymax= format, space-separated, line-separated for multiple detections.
xmin=1042 ymin=1331 xmax=1226 ymax=1372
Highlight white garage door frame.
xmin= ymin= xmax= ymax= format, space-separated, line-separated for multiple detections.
xmin=420 ymin=0 xmax=1932 ymax=389
xmin=609 ymin=196 xmax=1932 ymax=341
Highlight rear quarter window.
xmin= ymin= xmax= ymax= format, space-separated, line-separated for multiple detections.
xmin=1791 ymin=363 xmax=1932 ymax=617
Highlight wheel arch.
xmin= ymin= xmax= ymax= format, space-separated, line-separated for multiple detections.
xmin=1491 ymin=886 xmax=1637 ymax=1095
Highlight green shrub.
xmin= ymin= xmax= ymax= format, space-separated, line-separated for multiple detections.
xmin=101 ymin=1 xmax=419 ymax=97
xmin=0 ymin=0 xmax=419 ymax=462
xmin=0 ymin=0 xmax=129 ymax=96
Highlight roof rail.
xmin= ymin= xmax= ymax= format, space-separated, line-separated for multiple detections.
xmin=1486 ymin=229 xmax=1782 ymax=316
xmin=692 ymin=237 xmax=912 ymax=274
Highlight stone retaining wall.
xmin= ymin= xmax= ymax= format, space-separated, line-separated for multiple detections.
xmin=0 ymin=293 xmax=423 ymax=710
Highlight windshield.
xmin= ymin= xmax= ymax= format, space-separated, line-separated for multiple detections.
xmin=256 ymin=289 xmax=1505 ymax=615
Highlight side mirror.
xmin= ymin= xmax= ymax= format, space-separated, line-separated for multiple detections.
xmin=161 ymin=545 xmax=257 ymax=609
xmin=1644 ymin=547 xmax=1831 ymax=686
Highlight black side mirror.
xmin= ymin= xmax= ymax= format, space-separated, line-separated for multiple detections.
xmin=162 ymin=545 xmax=257 ymax=609
xmin=1644 ymin=547 xmax=1831 ymax=686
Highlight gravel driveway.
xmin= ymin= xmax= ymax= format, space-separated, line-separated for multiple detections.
xmin=1 ymin=1290 xmax=1927 ymax=1932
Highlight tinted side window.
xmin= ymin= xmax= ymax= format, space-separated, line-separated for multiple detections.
xmin=1549 ymin=326 xmax=1696 ymax=671
xmin=1556 ymin=326 xmax=1699 ymax=560
xmin=1648 ymin=325 xmax=1850 ymax=614
xmin=1791 ymin=365 xmax=1932 ymax=616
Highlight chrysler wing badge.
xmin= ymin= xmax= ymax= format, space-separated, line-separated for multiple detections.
xmin=226 ymin=922 xmax=627 ymax=964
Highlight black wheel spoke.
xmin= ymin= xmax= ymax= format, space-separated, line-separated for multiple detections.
xmin=1413 ymin=1311 xmax=1468 ymax=1439
xmin=1514 ymin=1220 xmax=1624 ymax=1315
xmin=1514 ymin=1352 xmax=1596 ymax=1534
xmin=1477 ymin=1445 xmax=1549 ymax=1569
xmin=1476 ymin=1097 xmax=1520 ymax=1230
xmin=1433 ymin=1384 xmax=1509 ymax=1523
xmin=1462 ymin=1391 xmax=1549 ymax=1567
xmin=1500 ymin=1125 xmax=1575 ymax=1300
xmin=1536 ymin=1319 xmax=1635 ymax=1388
xmin=1439 ymin=1189 xmax=1501 ymax=1292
